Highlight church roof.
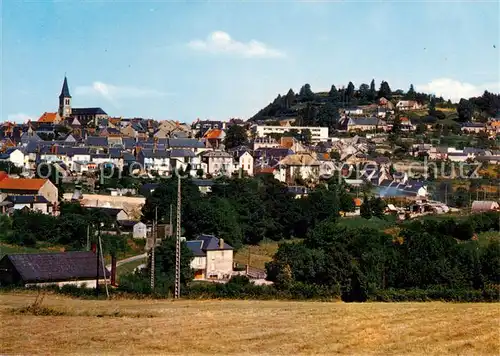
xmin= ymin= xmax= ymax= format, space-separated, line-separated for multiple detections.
xmin=59 ymin=76 xmax=71 ymax=98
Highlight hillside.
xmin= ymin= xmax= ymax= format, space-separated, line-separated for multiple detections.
xmin=250 ymin=81 xmax=500 ymax=126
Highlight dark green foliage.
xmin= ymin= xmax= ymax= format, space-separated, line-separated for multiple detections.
xmin=457 ymin=98 xmax=474 ymax=122
xmin=266 ymin=212 xmax=500 ymax=301
xmin=223 ymin=125 xmax=248 ymax=150
xmin=0 ymin=161 xmax=23 ymax=175
xmin=377 ymin=81 xmax=392 ymax=99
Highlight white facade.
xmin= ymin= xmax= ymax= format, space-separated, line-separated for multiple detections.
xmin=12 ymin=202 xmax=50 ymax=214
xmin=237 ymin=151 xmax=254 ymax=176
xmin=205 ymin=249 xmax=234 ymax=279
xmin=253 ymin=125 xmax=329 ymax=142
xmin=133 ymin=222 xmax=148 ymax=239
xmin=6 ymin=149 xmax=25 ymax=167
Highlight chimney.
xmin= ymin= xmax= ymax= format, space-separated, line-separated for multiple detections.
xmin=91 ymin=243 xmax=97 ymax=253
xmin=219 ymin=238 xmax=224 ymax=249
xmin=110 ymin=255 xmax=117 ymax=286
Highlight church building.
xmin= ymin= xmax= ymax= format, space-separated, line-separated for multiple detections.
xmin=56 ymin=76 xmax=108 ymax=126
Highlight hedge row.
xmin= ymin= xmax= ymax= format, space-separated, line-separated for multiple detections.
xmin=3 ymin=282 xmax=499 ymax=303
xmin=368 ymin=287 xmax=500 ymax=302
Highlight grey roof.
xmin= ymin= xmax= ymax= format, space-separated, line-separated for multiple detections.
xmin=3 ymin=251 xmax=108 ymax=283
xmin=21 ymin=132 xmax=42 ymax=144
xmin=168 ymin=138 xmax=204 ymax=149
xmin=109 ymin=148 xmax=122 ymax=159
xmin=350 ymin=117 xmax=386 ymax=126
xmin=122 ymin=152 xmax=136 ymax=162
xmin=122 ymin=138 xmax=136 ymax=149
xmin=197 ymin=234 xmax=234 ymax=251
xmin=170 ymin=149 xmax=195 ymax=158
xmin=185 ymin=240 xmax=206 ymax=257
xmin=140 ymin=149 xmax=170 ymax=158
xmin=191 ymin=179 xmax=214 ymax=187
xmin=7 ymin=195 xmax=49 ymax=204
xmin=72 ymin=107 xmax=107 ymax=116
xmin=462 ymin=122 xmax=485 ymax=128
xmin=86 ymin=136 xmax=108 ymax=147
xmin=65 ymin=147 xmax=89 ymax=156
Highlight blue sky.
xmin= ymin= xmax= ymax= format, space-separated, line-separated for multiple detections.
xmin=2 ymin=1 xmax=499 ymax=123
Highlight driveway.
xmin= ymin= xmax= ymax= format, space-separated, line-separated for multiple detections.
xmin=106 ymin=253 xmax=147 ymax=270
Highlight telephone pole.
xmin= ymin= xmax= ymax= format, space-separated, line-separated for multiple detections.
xmin=174 ymin=174 xmax=182 ymax=299
xmin=151 ymin=206 xmax=157 ymax=291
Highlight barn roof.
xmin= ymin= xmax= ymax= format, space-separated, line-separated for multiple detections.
xmin=3 ymin=251 xmax=109 ymax=283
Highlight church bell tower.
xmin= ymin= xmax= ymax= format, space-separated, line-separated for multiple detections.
xmin=58 ymin=76 xmax=72 ymax=118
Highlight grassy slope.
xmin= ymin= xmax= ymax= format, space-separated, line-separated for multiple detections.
xmin=0 ymin=243 xmax=54 ymax=258
xmin=1 ymin=292 xmax=498 ymax=355
xmin=116 ymin=258 xmax=146 ymax=280
xmin=234 ymin=240 xmax=280 ymax=269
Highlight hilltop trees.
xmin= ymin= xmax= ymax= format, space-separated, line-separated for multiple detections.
xmin=369 ymin=79 xmax=377 ymax=101
xmin=299 ymin=84 xmax=315 ymax=102
xmin=378 ymin=81 xmax=392 ymax=99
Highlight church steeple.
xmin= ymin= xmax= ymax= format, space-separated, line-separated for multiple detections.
xmin=59 ymin=76 xmax=71 ymax=98
xmin=58 ymin=76 xmax=72 ymax=118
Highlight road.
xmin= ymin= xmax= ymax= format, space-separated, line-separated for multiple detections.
xmin=106 ymin=253 xmax=147 ymax=270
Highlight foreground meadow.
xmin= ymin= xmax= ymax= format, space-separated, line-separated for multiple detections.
xmin=0 ymin=292 xmax=499 ymax=355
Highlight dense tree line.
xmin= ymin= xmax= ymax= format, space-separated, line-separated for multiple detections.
xmin=141 ymin=175 xmax=355 ymax=248
xmin=266 ymin=212 xmax=500 ymax=301
xmin=0 ymin=202 xmax=128 ymax=256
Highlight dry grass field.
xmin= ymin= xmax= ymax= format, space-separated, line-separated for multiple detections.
xmin=1 ymin=292 xmax=499 ymax=355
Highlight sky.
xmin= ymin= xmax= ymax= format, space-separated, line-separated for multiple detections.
xmin=1 ymin=1 xmax=499 ymax=124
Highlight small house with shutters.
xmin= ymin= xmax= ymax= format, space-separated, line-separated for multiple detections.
xmin=0 ymin=251 xmax=109 ymax=288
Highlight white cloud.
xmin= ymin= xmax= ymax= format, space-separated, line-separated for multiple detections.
xmin=417 ymin=78 xmax=500 ymax=102
xmin=75 ymin=82 xmax=170 ymax=102
xmin=8 ymin=113 xmax=34 ymax=123
xmin=187 ymin=31 xmax=285 ymax=58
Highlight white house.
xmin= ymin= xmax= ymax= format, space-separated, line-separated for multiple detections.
xmin=0 ymin=148 xmax=25 ymax=168
xmin=133 ymin=222 xmax=148 ymax=239
xmin=253 ymin=125 xmax=329 ymax=143
xmin=138 ymin=149 xmax=171 ymax=175
xmin=274 ymin=153 xmax=320 ymax=184
xmin=252 ymin=137 xmax=281 ymax=150
xmin=235 ymin=151 xmax=254 ymax=176
xmin=201 ymin=150 xmax=234 ymax=177
xmin=5 ymin=195 xmax=52 ymax=214
xmin=344 ymin=107 xmax=364 ymax=116
xmin=186 ymin=235 xmax=234 ymax=280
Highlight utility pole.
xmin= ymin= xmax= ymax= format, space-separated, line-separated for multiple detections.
xmin=96 ymin=223 xmax=100 ymax=297
xmin=151 ymin=206 xmax=157 ymax=291
xmin=174 ymin=174 xmax=181 ymax=299
xmin=86 ymin=225 xmax=90 ymax=251
xmin=98 ymin=232 xmax=109 ymax=298
xmin=169 ymin=204 xmax=173 ymax=237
